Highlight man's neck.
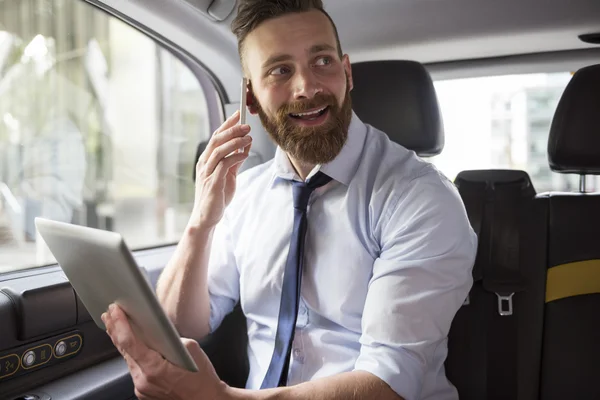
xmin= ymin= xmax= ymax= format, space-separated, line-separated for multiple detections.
xmin=287 ymin=154 xmax=316 ymax=181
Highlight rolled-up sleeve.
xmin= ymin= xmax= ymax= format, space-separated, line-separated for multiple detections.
xmin=207 ymin=213 xmax=240 ymax=333
xmin=353 ymin=173 xmax=477 ymax=400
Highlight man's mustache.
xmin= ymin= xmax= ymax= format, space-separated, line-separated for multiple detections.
xmin=278 ymin=94 xmax=337 ymax=116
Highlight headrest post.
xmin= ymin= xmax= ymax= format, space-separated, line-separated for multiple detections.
xmin=579 ymin=175 xmax=588 ymax=193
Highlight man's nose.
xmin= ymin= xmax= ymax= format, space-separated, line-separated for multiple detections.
xmin=292 ymin=67 xmax=323 ymax=100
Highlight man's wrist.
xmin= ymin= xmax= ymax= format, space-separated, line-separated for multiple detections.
xmin=185 ymin=218 xmax=216 ymax=238
xmin=223 ymin=386 xmax=250 ymax=400
xmin=224 ymin=386 xmax=271 ymax=400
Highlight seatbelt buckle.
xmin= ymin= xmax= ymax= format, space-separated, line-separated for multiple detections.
xmin=496 ymin=292 xmax=514 ymax=316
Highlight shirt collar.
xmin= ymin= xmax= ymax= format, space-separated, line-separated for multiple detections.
xmin=269 ymin=111 xmax=368 ymax=188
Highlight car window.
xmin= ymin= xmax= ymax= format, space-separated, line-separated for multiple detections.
xmin=431 ymin=72 xmax=598 ymax=192
xmin=0 ymin=0 xmax=211 ymax=273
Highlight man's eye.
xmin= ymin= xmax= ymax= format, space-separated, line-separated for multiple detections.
xmin=315 ymin=57 xmax=332 ymax=66
xmin=271 ymin=66 xmax=290 ymax=75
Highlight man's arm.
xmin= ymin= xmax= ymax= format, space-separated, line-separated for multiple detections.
xmin=156 ymin=225 xmax=214 ymax=339
xmin=227 ymin=371 xmax=403 ymax=400
xmin=156 ymin=111 xmax=252 ymax=339
xmin=102 ymin=304 xmax=403 ymax=400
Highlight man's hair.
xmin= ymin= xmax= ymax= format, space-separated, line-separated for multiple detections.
xmin=231 ymin=0 xmax=344 ymax=66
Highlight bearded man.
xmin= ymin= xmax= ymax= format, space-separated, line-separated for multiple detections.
xmin=102 ymin=1 xmax=477 ymax=399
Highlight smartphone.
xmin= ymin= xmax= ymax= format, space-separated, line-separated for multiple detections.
xmin=237 ymin=77 xmax=248 ymax=154
xmin=240 ymin=77 xmax=247 ymax=125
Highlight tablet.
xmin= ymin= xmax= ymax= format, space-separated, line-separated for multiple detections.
xmin=34 ymin=217 xmax=199 ymax=372
xmin=236 ymin=76 xmax=248 ymax=154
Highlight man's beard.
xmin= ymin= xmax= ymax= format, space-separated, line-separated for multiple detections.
xmin=255 ymin=83 xmax=353 ymax=165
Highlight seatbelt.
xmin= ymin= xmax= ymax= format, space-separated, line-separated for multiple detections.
xmin=483 ymin=179 xmax=530 ymax=400
xmin=453 ymin=179 xmax=489 ymax=397
xmin=455 ymin=179 xmax=487 ymax=296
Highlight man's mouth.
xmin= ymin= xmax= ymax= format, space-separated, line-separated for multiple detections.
xmin=289 ymin=106 xmax=329 ymax=121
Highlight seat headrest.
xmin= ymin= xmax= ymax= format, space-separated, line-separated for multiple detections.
xmin=351 ymin=60 xmax=444 ymax=157
xmin=548 ymin=64 xmax=600 ymax=175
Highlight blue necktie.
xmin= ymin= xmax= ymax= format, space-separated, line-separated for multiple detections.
xmin=260 ymin=171 xmax=332 ymax=389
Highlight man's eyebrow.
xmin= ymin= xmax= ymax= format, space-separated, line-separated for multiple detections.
xmin=262 ymin=54 xmax=293 ymax=69
xmin=261 ymin=44 xmax=337 ymax=69
xmin=309 ymin=44 xmax=336 ymax=54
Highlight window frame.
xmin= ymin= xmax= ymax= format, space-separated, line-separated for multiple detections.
xmin=81 ymin=0 xmax=227 ymax=133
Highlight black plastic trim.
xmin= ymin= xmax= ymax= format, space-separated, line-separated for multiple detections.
xmin=0 ymin=246 xmax=177 ymax=399
xmin=10 ymin=357 xmax=133 ymax=400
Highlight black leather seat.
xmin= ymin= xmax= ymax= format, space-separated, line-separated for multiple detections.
xmin=537 ymin=63 xmax=600 ymax=400
xmin=352 ymin=60 xmax=444 ymax=157
xmin=446 ymin=170 xmax=546 ymax=400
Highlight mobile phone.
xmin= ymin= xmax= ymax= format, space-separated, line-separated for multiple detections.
xmin=237 ymin=77 xmax=248 ymax=154
xmin=240 ymin=77 xmax=247 ymax=125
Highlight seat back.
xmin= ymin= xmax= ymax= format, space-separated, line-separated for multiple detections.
xmin=538 ymin=193 xmax=600 ymax=399
xmin=538 ymin=64 xmax=600 ymax=400
xmin=200 ymin=304 xmax=249 ymax=388
xmin=351 ymin=60 xmax=444 ymax=157
xmin=446 ymin=170 xmax=547 ymax=400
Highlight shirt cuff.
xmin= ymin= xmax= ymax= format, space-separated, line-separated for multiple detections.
xmin=208 ymin=292 xmax=236 ymax=334
xmin=353 ymin=344 xmax=425 ymax=400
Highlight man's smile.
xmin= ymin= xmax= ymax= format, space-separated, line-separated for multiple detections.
xmin=288 ymin=106 xmax=330 ymax=126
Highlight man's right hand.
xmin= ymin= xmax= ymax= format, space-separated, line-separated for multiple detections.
xmin=189 ymin=110 xmax=252 ymax=229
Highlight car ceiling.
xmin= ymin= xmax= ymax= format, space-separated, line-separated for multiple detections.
xmin=327 ymin=0 xmax=600 ymax=63
xmin=91 ymin=0 xmax=600 ymax=104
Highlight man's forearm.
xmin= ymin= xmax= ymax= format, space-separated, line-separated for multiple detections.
xmin=155 ymin=223 xmax=214 ymax=339
xmin=226 ymin=371 xmax=404 ymax=400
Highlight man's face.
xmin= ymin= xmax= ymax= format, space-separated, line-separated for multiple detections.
xmin=243 ymin=10 xmax=354 ymax=165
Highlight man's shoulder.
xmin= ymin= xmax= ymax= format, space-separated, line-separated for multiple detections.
xmin=357 ymin=124 xmax=455 ymax=198
xmin=361 ymin=125 xmax=475 ymax=250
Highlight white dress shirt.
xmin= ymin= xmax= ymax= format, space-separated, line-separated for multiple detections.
xmin=207 ymin=112 xmax=477 ymax=400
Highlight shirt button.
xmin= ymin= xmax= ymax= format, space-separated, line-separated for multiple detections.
xmin=293 ymin=349 xmax=304 ymax=364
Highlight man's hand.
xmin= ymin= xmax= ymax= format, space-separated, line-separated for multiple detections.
xmin=102 ymin=304 xmax=230 ymax=400
xmin=190 ymin=110 xmax=252 ymax=229
xmin=155 ymin=111 xmax=251 ymax=339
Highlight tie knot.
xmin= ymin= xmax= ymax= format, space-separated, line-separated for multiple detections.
xmin=291 ymin=171 xmax=332 ymax=211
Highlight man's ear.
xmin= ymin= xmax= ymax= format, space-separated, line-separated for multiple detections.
xmin=246 ymin=81 xmax=259 ymax=115
xmin=342 ymin=54 xmax=354 ymax=91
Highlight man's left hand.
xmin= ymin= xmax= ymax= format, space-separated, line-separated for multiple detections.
xmin=102 ymin=303 xmax=230 ymax=400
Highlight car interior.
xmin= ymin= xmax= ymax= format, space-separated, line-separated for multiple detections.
xmin=0 ymin=0 xmax=599 ymax=399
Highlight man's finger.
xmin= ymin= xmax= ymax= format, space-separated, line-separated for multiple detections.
xmin=123 ymin=352 xmax=143 ymax=379
xmin=232 ymin=143 xmax=253 ymax=176
xmin=181 ymin=338 xmax=202 ymax=359
xmin=201 ymin=124 xmax=251 ymax=166
xmin=204 ymin=134 xmax=252 ymax=176
xmin=213 ymin=110 xmax=240 ymax=137
xmin=199 ymin=112 xmax=242 ymax=164
xmin=213 ymin=152 xmax=248 ymax=182
xmin=102 ymin=310 xmax=126 ymax=357
xmin=106 ymin=304 xmax=162 ymax=367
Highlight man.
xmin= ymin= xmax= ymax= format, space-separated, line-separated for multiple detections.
xmin=101 ymin=1 xmax=477 ymax=399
